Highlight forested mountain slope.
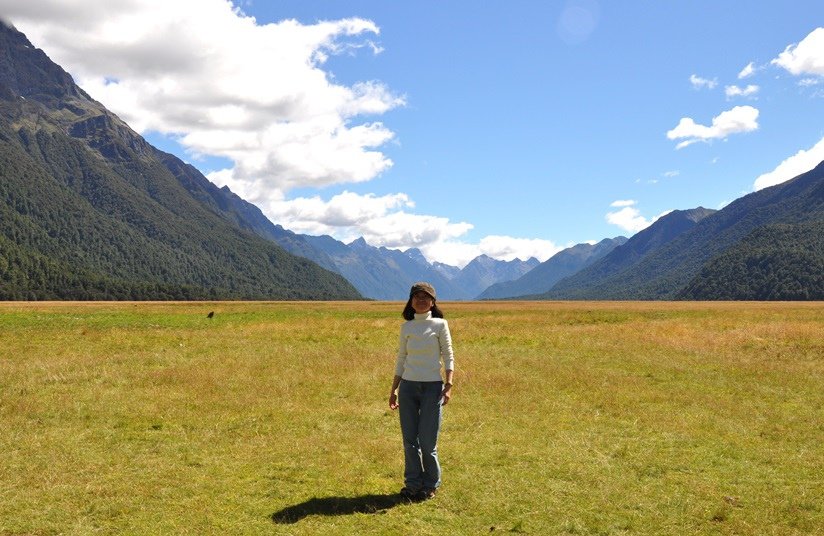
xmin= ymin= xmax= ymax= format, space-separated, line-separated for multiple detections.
xmin=543 ymin=166 xmax=823 ymax=300
xmin=679 ymin=220 xmax=824 ymax=300
xmin=0 ymin=22 xmax=360 ymax=300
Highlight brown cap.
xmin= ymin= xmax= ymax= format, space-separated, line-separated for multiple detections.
xmin=409 ymin=282 xmax=436 ymax=300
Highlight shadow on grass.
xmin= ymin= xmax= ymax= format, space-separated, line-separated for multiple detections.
xmin=271 ymin=493 xmax=408 ymax=524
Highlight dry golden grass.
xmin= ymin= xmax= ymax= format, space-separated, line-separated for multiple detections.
xmin=1 ymin=300 xmax=822 ymax=535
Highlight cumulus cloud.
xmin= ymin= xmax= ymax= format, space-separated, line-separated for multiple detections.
xmin=245 ymin=190 xmax=470 ymax=247
xmin=420 ymin=236 xmax=562 ymax=268
xmin=725 ymin=84 xmax=759 ymax=98
xmin=476 ymin=236 xmax=563 ymax=262
xmin=772 ymin=27 xmax=824 ymax=76
xmin=1 ymin=0 xmax=404 ymax=193
xmin=266 ymin=191 xmax=414 ymax=229
xmin=605 ymin=200 xmax=653 ymax=233
xmin=417 ymin=241 xmax=486 ymax=269
xmin=690 ymin=74 xmax=717 ymax=90
xmin=0 ymin=0 xmax=569 ymax=268
xmin=666 ymin=105 xmax=759 ymax=149
xmin=248 ymin=189 xmax=563 ymax=268
xmin=738 ymin=61 xmax=756 ymax=79
xmin=753 ymin=136 xmax=824 ymax=190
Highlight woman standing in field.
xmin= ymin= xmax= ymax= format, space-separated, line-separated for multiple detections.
xmin=389 ymin=282 xmax=454 ymax=501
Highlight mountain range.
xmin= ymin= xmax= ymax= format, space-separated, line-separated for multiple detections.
xmin=0 ymin=21 xmax=359 ymax=300
xmin=478 ymin=237 xmax=627 ymax=299
xmin=268 ymin=226 xmax=539 ymax=300
xmin=537 ymin=167 xmax=823 ymax=300
xmin=0 ymin=21 xmax=538 ymax=301
xmin=1 ymin=21 xmax=821 ymax=301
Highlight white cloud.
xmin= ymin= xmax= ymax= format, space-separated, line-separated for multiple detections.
xmin=477 ymin=236 xmax=563 ymax=262
xmin=224 ymin=187 xmax=477 ymax=263
xmin=420 ymin=236 xmax=562 ymax=268
xmin=753 ymin=136 xmax=824 ymax=190
xmin=605 ymin=202 xmax=671 ymax=234
xmin=2 ymin=0 xmax=404 ymax=194
xmin=605 ymin=200 xmax=651 ymax=233
xmin=264 ymin=191 xmax=415 ymax=229
xmin=725 ymin=84 xmax=759 ymax=98
xmin=417 ymin=241 xmax=485 ymax=269
xmin=690 ymin=74 xmax=717 ymax=90
xmin=663 ymin=170 xmax=680 ymax=178
xmin=772 ymin=27 xmax=824 ymax=76
xmin=203 ymin=184 xmax=561 ymax=267
xmin=236 ymin=189 xmax=476 ymax=249
xmin=738 ymin=61 xmax=756 ymax=79
xmin=0 ymin=0 xmax=575 ymax=269
xmin=666 ymin=105 xmax=759 ymax=149
xmin=799 ymin=78 xmax=822 ymax=87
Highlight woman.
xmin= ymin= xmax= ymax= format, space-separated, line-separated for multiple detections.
xmin=389 ymin=282 xmax=454 ymax=501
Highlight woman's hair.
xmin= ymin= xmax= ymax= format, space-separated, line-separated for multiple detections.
xmin=402 ymin=300 xmax=444 ymax=321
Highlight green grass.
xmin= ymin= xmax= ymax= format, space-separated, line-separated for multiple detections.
xmin=1 ymin=301 xmax=822 ymax=535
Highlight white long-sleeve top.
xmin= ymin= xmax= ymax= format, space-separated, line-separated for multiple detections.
xmin=394 ymin=311 xmax=454 ymax=382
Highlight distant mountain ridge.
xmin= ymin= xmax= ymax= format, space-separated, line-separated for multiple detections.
xmin=0 ymin=21 xmax=360 ymax=300
xmin=541 ymin=207 xmax=716 ymax=298
xmin=478 ymin=237 xmax=627 ymax=299
xmin=541 ymin=168 xmax=823 ymax=299
xmin=3 ymin=22 xmax=820 ymax=302
xmin=270 ymin=228 xmax=538 ymax=300
xmin=451 ymin=254 xmax=539 ymax=299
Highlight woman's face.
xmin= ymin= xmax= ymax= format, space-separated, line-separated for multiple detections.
xmin=411 ymin=291 xmax=434 ymax=314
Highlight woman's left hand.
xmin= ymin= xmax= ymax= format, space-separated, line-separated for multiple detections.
xmin=441 ymin=384 xmax=452 ymax=406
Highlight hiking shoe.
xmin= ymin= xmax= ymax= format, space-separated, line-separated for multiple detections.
xmin=399 ymin=487 xmax=419 ymax=500
xmin=416 ymin=488 xmax=437 ymax=501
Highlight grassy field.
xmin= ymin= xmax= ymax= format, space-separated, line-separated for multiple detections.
xmin=1 ymin=300 xmax=822 ymax=535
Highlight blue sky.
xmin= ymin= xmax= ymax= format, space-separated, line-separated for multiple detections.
xmin=4 ymin=1 xmax=824 ymax=266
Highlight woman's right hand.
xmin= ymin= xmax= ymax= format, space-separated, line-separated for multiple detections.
xmin=389 ymin=392 xmax=399 ymax=410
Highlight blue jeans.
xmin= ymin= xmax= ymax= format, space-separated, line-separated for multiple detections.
xmin=398 ymin=380 xmax=443 ymax=490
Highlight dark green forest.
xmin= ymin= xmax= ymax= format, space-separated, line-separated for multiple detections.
xmin=679 ymin=221 xmax=824 ymax=300
xmin=0 ymin=125 xmax=361 ymax=300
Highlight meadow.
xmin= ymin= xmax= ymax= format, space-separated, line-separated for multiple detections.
xmin=0 ymin=300 xmax=822 ymax=535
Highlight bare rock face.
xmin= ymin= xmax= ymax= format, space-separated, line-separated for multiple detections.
xmin=0 ymin=22 xmax=80 ymax=102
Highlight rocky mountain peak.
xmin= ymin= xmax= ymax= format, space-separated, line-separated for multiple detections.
xmin=0 ymin=22 xmax=84 ymax=103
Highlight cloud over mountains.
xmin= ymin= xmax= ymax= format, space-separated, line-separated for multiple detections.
xmin=2 ymin=0 xmax=402 ymax=191
xmin=1 ymin=0 xmax=562 ymax=267
xmin=4 ymin=4 xmax=823 ymax=267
